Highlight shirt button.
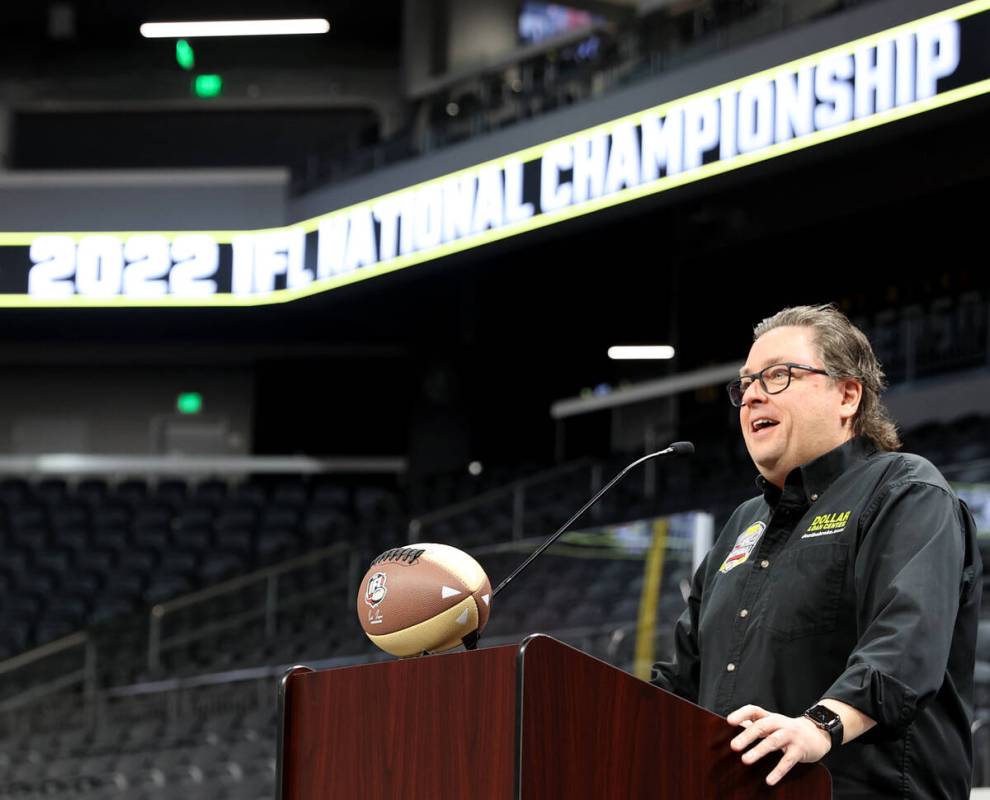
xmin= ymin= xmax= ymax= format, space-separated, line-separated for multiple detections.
xmin=810 ymin=493 xmax=819 ymax=501
xmin=726 ymin=663 xmax=736 ymax=672
xmin=739 ymin=609 xmax=749 ymax=618
xmin=760 ymin=559 xmax=770 ymax=569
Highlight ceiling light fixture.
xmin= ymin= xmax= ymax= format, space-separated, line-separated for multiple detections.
xmin=607 ymin=346 xmax=676 ymax=360
xmin=140 ymin=18 xmax=331 ymax=38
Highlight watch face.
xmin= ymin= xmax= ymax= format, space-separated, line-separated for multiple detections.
xmin=807 ymin=705 xmax=840 ymax=727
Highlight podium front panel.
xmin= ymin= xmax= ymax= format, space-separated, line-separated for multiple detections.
xmin=517 ymin=634 xmax=831 ymax=799
xmin=281 ymin=645 xmax=519 ymax=800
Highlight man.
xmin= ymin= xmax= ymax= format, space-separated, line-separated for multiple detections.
xmin=651 ymin=304 xmax=982 ymax=798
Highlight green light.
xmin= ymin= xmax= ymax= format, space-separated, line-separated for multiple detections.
xmin=193 ymin=74 xmax=223 ymax=98
xmin=175 ymin=39 xmax=195 ymax=70
xmin=177 ymin=392 xmax=203 ymax=415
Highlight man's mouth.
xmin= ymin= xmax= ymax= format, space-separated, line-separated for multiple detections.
xmin=751 ymin=418 xmax=780 ymax=434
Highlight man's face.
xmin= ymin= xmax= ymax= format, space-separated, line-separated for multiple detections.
xmin=739 ymin=326 xmax=857 ymax=488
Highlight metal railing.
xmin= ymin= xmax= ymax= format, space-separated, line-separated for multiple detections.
xmin=0 ymin=632 xmax=96 ymax=713
xmin=295 ymin=0 xmax=873 ymax=195
xmin=147 ymin=543 xmax=360 ymax=674
xmin=0 ymin=544 xmax=365 ymax=709
xmin=0 ymin=663 xmax=279 ymax=745
xmin=408 ymin=457 xmax=597 ymax=543
xmin=0 ymin=456 xmax=691 ymax=713
xmin=0 ymin=619 xmax=642 ymax=751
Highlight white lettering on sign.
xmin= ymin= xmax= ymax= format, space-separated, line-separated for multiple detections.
xmin=29 ymin=234 xmax=220 ymax=298
xmin=170 ymin=235 xmax=219 ymax=296
xmin=541 ymin=19 xmax=957 ymax=186
xmin=22 ymin=18 xmax=962 ymax=302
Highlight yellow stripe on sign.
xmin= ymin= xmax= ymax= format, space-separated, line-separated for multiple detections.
xmin=634 ymin=518 xmax=668 ymax=680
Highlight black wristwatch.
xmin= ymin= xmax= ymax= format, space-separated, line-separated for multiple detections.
xmin=803 ymin=704 xmax=843 ymax=751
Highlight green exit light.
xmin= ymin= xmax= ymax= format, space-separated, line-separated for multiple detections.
xmin=175 ymin=39 xmax=195 ymax=70
xmin=177 ymin=392 xmax=203 ymax=415
xmin=193 ymin=74 xmax=223 ymax=98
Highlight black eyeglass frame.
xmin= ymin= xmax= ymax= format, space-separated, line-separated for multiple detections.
xmin=726 ymin=362 xmax=831 ymax=407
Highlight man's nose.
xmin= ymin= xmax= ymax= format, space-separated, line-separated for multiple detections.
xmin=742 ymin=379 xmax=767 ymax=406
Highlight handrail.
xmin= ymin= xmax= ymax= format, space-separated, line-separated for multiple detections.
xmin=152 ymin=543 xmax=350 ymax=617
xmin=148 ymin=543 xmax=356 ymax=673
xmin=134 ymin=622 xmax=641 ymax=698
xmin=0 ymin=545 xmax=360 ymax=705
xmin=0 ymin=631 xmax=96 ymax=712
xmin=409 ymin=457 xmax=596 ymax=541
xmin=0 ymin=668 xmax=92 ymax=714
xmin=153 ymin=579 xmax=352 ymax=658
xmin=0 ymin=631 xmax=86 ymax=677
xmin=0 ymin=622 xmax=640 ymax=733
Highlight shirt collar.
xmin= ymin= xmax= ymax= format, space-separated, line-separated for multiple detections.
xmin=755 ymin=435 xmax=877 ymax=507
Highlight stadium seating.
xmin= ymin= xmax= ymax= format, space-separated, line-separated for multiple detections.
xmin=0 ymin=478 xmax=405 ymax=662
xmin=0 ymin=408 xmax=989 ymax=797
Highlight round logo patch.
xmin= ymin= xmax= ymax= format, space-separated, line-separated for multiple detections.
xmin=718 ymin=521 xmax=767 ymax=574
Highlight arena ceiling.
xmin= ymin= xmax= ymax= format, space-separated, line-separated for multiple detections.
xmin=0 ymin=1 xmax=403 ymax=112
xmin=0 ymin=1 xmax=402 ymax=57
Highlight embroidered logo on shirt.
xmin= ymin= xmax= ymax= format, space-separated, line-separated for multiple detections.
xmin=802 ymin=511 xmax=851 ymax=538
xmin=719 ymin=521 xmax=766 ymax=573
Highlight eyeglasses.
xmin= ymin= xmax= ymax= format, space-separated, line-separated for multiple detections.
xmin=726 ymin=363 xmax=831 ymax=407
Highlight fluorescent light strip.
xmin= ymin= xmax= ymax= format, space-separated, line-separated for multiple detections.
xmin=139 ymin=19 xmax=330 ymax=38
xmin=608 ymin=346 xmax=676 ymax=360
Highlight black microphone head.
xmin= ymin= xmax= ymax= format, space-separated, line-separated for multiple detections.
xmin=670 ymin=441 xmax=695 ymax=456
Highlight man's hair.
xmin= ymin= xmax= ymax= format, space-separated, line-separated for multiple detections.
xmin=752 ymin=304 xmax=902 ymax=451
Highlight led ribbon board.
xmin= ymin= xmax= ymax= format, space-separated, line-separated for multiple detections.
xmin=2 ymin=1 xmax=990 ymax=307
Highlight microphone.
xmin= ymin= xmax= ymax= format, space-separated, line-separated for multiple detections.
xmin=490 ymin=442 xmax=694 ymax=600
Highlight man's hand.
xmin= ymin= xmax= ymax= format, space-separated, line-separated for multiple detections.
xmin=726 ymin=704 xmax=832 ymax=786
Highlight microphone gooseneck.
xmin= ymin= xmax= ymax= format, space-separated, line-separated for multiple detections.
xmin=490 ymin=441 xmax=694 ymax=599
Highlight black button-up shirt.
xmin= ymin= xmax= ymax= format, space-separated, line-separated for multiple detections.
xmin=652 ymin=436 xmax=982 ymax=799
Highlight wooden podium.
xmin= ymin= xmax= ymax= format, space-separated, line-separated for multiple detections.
xmin=276 ymin=634 xmax=831 ymax=799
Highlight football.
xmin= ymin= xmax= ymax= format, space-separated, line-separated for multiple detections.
xmin=356 ymin=543 xmax=492 ymax=657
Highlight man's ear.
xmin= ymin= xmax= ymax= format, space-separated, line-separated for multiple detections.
xmin=838 ymin=378 xmax=863 ymax=428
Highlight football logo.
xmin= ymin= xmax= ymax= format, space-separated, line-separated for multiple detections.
xmin=365 ymin=572 xmax=388 ymax=607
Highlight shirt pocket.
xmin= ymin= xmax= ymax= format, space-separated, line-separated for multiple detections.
xmin=763 ymin=540 xmax=849 ymax=641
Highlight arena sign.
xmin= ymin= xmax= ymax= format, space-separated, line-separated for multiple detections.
xmin=1 ymin=1 xmax=989 ymax=307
